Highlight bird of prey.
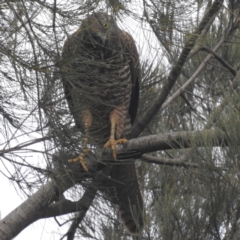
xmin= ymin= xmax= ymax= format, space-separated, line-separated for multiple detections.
xmin=61 ymin=11 xmax=143 ymax=234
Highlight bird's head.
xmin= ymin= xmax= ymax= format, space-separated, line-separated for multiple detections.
xmin=81 ymin=12 xmax=119 ymax=44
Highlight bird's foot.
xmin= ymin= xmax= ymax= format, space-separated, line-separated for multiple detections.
xmin=68 ymin=148 xmax=90 ymax=171
xmin=104 ymin=138 xmax=128 ymax=160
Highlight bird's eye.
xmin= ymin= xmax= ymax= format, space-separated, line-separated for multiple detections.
xmin=104 ymin=23 xmax=109 ymax=29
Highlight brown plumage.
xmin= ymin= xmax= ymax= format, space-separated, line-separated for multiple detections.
xmin=61 ymin=12 xmax=143 ymax=234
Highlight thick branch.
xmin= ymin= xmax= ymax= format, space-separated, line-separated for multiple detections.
xmin=0 ymin=180 xmax=73 ymax=240
xmin=124 ymin=129 xmax=227 ymax=155
xmin=131 ymin=0 xmax=223 ymax=138
xmin=0 ymin=152 xmax=91 ymax=240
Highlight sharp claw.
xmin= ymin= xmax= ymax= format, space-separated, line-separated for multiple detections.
xmin=104 ymin=138 xmax=128 ymax=159
xmin=68 ymin=150 xmax=89 ymax=171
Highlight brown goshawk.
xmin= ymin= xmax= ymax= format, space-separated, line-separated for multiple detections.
xmin=61 ymin=12 xmax=143 ymax=234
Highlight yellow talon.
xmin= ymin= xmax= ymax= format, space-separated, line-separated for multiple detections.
xmin=104 ymin=138 xmax=128 ymax=159
xmin=68 ymin=148 xmax=90 ymax=171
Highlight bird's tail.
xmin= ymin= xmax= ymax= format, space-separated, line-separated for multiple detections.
xmin=110 ymin=162 xmax=144 ymax=235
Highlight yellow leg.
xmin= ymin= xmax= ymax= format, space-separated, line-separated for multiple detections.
xmin=68 ymin=110 xmax=92 ymax=171
xmin=68 ymin=135 xmax=89 ymax=171
xmin=104 ymin=109 xmax=127 ymax=159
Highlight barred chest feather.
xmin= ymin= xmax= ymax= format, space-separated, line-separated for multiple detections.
xmin=70 ymin=39 xmax=132 ymax=109
xmin=65 ymin=36 xmax=133 ymax=141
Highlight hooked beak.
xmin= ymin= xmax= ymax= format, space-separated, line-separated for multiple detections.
xmin=100 ymin=35 xmax=107 ymax=44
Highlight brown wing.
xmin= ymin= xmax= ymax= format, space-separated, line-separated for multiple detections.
xmin=61 ymin=29 xmax=84 ymax=130
xmin=61 ymin=31 xmax=81 ymax=127
xmin=120 ymin=31 xmax=140 ymax=125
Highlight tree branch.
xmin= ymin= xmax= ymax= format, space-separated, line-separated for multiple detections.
xmin=123 ymin=129 xmax=227 ymax=155
xmin=0 ymin=152 xmax=89 ymax=240
xmin=0 ymin=179 xmax=73 ymax=240
xmin=202 ymin=46 xmax=236 ymax=76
